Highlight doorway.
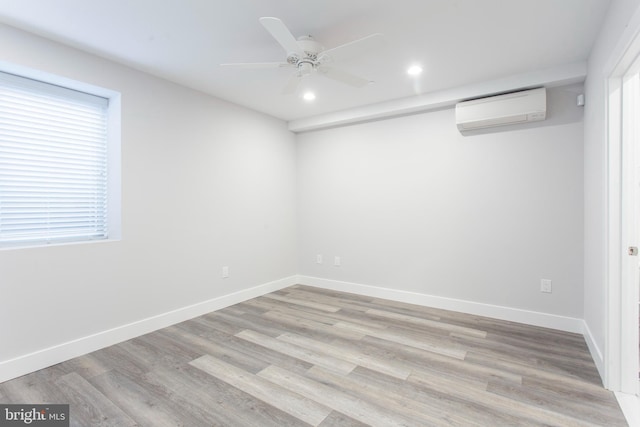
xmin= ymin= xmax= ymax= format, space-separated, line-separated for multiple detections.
xmin=606 ymin=27 xmax=640 ymax=397
xmin=619 ymin=60 xmax=640 ymax=393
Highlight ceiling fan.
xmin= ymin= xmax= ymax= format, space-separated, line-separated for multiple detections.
xmin=221 ymin=17 xmax=383 ymax=95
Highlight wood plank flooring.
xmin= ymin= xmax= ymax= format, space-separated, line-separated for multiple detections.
xmin=0 ymin=285 xmax=628 ymax=426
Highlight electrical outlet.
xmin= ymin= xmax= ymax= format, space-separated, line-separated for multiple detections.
xmin=540 ymin=279 xmax=552 ymax=293
xmin=334 ymin=256 xmax=341 ymax=266
xmin=222 ymin=266 xmax=229 ymax=278
xmin=316 ymin=254 xmax=323 ymax=264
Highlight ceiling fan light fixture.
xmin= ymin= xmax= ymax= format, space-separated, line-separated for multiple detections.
xmin=407 ymin=65 xmax=423 ymax=76
xmin=303 ymin=92 xmax=316 ymax=101
xmin=298 ymin=62 xmax=314 ymax=77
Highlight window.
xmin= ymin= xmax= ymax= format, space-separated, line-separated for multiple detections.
xmin=0 ymin=71 xmax=110 ymax=248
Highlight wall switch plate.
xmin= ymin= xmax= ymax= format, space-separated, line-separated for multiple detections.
xmin=222 ymin=266 xmax=229 ymax=278
xmin=316 ymin=254 xmax=323 ymax=264
xmin=334 ymin=256 xmax=341 ymax=266
xmin=540 ymin=279 xmax=552 ymax=293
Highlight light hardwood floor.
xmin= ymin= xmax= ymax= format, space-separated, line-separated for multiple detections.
xmin=0 ymin=285 xmax=628 ymax=426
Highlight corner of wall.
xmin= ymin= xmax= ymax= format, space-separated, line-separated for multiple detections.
xmin=582 ymin=319 xmax=605 ymax=380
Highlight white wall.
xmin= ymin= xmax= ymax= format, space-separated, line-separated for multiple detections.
xmin=297 ymin=85 xmax=584 ymax=319
xmin=0 ymin=24 xmax=297 ymax=371
xmin=583 ymin=0 xmax=640 ymax=365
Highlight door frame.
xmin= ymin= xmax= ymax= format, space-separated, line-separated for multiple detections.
xmin=606 ymin=14 xmax=640 ymax=394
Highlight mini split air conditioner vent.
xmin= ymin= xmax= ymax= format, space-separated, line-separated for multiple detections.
xmin=455 ymin=87 xmax=546 ymax=132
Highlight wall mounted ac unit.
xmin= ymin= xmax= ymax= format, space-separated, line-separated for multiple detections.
xmin=455 ymin=87 xmax=546 ymax=131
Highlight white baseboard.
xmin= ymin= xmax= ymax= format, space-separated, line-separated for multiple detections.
xmin=0 ymin=274 xmax=595 ymax=385
xmin=297 ymin=275 xmax=584 ymax=333
xmin=0 ymin=275 xmax=297 ymax=383
xmin=582 ymin=320 xmax=604 ymax=380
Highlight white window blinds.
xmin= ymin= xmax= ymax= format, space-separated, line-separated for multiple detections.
xmin=0 ymin=71 xmax=109 ymax=247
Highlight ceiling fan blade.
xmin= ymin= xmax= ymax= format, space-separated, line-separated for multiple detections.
xmin=259 ymin=17 xmax=305 ymax=57
xmin=282 ymin=73 xmax=301 ymax=95
xmin=319 ymin=66 xmax=371 ymax=88
xmin=220 ymin=62 xmax=292 ymax=69
xmin=319 ymin=33 xmax=384 ymax=63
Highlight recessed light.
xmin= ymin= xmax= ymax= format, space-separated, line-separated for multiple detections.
xmin=303 ymin=92 xmax=316 ymax=101
xmin=407 ymin=65 xmax=423 ymax=76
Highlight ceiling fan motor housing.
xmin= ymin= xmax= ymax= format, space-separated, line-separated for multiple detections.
xmin=287 ymin=36 xmax=325 ymax=75
xmin=297 ymin=37 xmax=323 ymax=55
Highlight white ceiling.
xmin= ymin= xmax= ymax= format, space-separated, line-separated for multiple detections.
xmin=0 ymin=0 xmax=611 ymax=122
